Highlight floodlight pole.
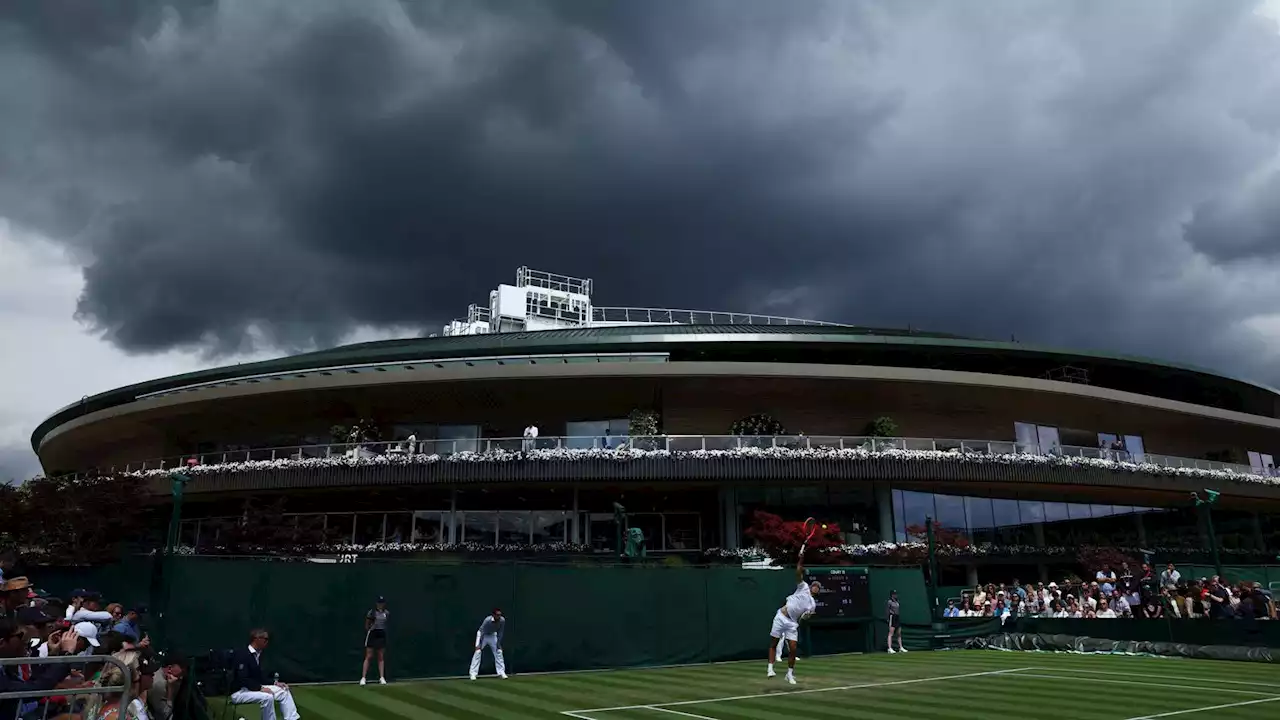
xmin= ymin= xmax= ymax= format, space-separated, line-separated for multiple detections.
xmin=613 ymin=502 xmax=627 ymax=559
xmin=156 ymin=470 xmax=189 ymax=650
xmin=1192 ymin=491 xmax=1225 ymax=581
xmin=164 ymin=471 xmax=189 ymax=554
xmin=926 ymin=515 xmax=940 ymax=621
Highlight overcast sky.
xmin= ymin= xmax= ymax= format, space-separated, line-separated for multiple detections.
xmin=6 ymin=0 xmax=1280 ymax=481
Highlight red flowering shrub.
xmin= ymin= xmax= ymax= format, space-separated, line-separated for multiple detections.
xmin=745 ymin=510 xmax=842 ymax=561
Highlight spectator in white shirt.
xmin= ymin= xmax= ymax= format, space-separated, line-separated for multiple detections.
xmin=522 ymin=424 xmax=539 ymax=452
xmin=1096 ymin=566 xmax=1117 ymax=595
xmin=1160 ymin=564 xmax=1181 ymax=590
xmin=1111 ymin=591 xmax=1131 ymax=617
xmin=69 ymin=592 xmax=113 ymax=626
xmin=1096 ymin=599 xmax=1117 ymax=618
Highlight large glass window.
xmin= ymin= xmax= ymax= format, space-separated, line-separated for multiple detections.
xmin=664 ymin=513 xmax=701 ymax=551
xmin=461 ymin=511 xmax=496 ymax=544
xmin=412 ymin=512 xmax=446 ymax=544
xmin=498 ymin=511 xmax=531 ymax=544
xmin=326 ymin=514 xmax=355 ymax=544
xmin=1043 ymin=502 xmax=1069 ymax=523
xmin=565 ymin=419 xmax=629 ymax=449
xmin=1018 ymin=501 xmax=1045 ymax=525
xmin=180 ymin=520 xmax=199 ymax=547
xmin=385 ymin=513 xmax=412 ymax=544
xmin=629 ymin=513 xmax=663 ymax=550
xmin=992 ymin=499 xmax=1026 ymax=544
xmin=354 ymin=514 xmax=385 ymax=544
xmin=587 ymin=512 xmax=618 ymax=551
xmin=965 ymin=497 xmax=995 ymax=544
xmin=437 ymin=425 xmax=480 ymax=454
xmin=532 ymin=511 xmax=568 ymax=544
xmin=934 ymin=494 xmax=967 ymax=533
xmin=897 ymin=491 xmax=935 ymax=541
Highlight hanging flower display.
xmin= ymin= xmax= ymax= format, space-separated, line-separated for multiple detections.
xmin=127 ymin=443 xmax=1280 ymax=487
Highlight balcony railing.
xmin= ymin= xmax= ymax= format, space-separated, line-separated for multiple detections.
xmin=103 ymin=435 xmax=1275 ymax=478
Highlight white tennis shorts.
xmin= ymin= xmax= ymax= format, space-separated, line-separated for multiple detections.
xmin=770 ymin=608 xmax=799 ymax=642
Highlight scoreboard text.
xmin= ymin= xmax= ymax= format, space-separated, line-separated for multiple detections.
xmin=802 ymin=567 xmax=872 ymax=619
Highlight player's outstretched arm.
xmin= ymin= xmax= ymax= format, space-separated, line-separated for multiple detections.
xmin=796 ymin=544 xmax=806 ymax=584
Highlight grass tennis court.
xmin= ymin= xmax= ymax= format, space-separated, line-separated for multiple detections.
xmin=210 ymin=650 xmax=1280 ymax=720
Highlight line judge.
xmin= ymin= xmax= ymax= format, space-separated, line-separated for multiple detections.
xmin=469 ymin=608 xmax=507 ymax=680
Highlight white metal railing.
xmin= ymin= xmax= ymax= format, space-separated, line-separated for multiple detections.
xmin=590 ymin=306 xmax=854 ymax=327
xmin=0 ymin=654 xmax=133 ymax=714
xmin=102 ymin=434 xmax=1275 ymax=477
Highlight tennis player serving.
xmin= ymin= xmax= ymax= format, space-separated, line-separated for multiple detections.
xmin=767 ymin=518 xmax=821 ymax=685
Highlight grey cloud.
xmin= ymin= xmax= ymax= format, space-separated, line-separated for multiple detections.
xmin=1184 ymin=173 xmax=1280 ymax=262
xmin=3 ymin=1 xmax=1280 ymax=383
xmin=0 ymin=441 xmax=41 ymax=484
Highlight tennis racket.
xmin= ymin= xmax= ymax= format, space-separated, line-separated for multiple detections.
xmin=800 ymin=517 xmax=818 ymax=556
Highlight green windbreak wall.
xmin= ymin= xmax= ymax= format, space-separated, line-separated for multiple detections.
xmin=867 ymin=566 xmax=929 ymax=650
xmin=1179 ymin=565 xmax=1280 ymax=589
xmin=30 ymin=558 xmax=933 ymax=683
xmin=1015 ymin=618 xmax=1280 ymax=648
xmin=158 ymin=559 xmax=798 ymax=683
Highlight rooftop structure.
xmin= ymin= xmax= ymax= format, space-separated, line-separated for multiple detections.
xmin=442 ymin=266 xmax=855 ymax=336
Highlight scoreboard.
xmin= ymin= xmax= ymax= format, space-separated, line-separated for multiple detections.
xmin=802 ymin=566 xmax=872 ymax=620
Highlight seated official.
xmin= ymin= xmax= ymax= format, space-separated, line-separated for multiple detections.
xmin=230 ymin=629 xmax=301 ymax=720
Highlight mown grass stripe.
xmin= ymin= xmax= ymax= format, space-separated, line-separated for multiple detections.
xmin=213 ymin=651 xmax=1280 ymax=720
xmin=309 ymin=686 xmax=434 ymax=720
xmin=442 ymin=679 xmax=574 ymax=715
xmin=440 ymin=677 xmax=605 ymax=710
xmin=373 ymin=682 xmax=525 ymax=719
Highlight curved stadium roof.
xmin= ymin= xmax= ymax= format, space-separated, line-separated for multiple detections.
xmin=31 ymin=324 xmax=1280 ymax=452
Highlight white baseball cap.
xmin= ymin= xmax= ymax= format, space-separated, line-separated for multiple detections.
xmin=73 ymin=621 xmax=101 ymax=647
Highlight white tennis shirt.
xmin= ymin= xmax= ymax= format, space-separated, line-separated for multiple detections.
xmin=785 ymin=582 xmax=816 ymax=621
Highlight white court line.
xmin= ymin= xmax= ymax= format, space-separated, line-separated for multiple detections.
xmin=1027 ymin=666 xmax=1280 ymax=689
xmin=647 ymin=708 xmax=720 ymax=720
xmin=1003 ymin=673 xmax=1279 ymax=697
xmin=561 ymin=667 xmax=1035 ymax=715
xmin=295 ymin=651 xmax=866 ymax=686
xmin=1123 ymin=696 xmax=1280 ymax=720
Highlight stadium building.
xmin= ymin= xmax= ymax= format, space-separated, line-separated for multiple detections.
xmin=31 ymin=268 xmax=1280 ymax=577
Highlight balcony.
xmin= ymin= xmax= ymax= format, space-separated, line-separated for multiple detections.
xmin=95 ymin=435 xmax=1280 ymax=496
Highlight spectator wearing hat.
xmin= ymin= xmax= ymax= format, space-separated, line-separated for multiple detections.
xmin=360 ymin=596 xmax=390 ymax=686
xmin=0 ymin=618 xmax=81 ymax=719
xmin=68 ymin=592 xmax=113 ymax=627
xmin=1 ymin=577 xmax=33 ymax=621
xmin=16 ymin=606 xmax=57 ymax=657
xmin=70 ymin=622 xmax=101 ymax=656
xmin=65 ymin=590 xmax=85 ymax=620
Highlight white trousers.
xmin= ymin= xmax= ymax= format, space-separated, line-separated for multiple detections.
xmin=230 ymin=685 xmax=299 ymax=720
xmin=470 ymin=632 xmax=506 ymax=677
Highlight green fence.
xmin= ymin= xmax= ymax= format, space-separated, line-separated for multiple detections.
xmin=1178 ymin=565 xmax=1280 ymax=590
xmin=33 ymin=558 xmax=936 ymax=683
xmin=170 ymin=559 xmax=804 ymax=682
xmin=1012 ymin=617 xmax=1280 ymax=648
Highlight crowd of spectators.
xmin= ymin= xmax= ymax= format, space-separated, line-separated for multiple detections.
xmin=943 ymin=563 xmax=1277 ymax=621
xmin=0 ymin=567 xmax=187 ymax=720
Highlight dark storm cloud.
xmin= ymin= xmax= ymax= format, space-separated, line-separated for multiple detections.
xmin=4 ymin=0 xmax=1280 ymax=380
